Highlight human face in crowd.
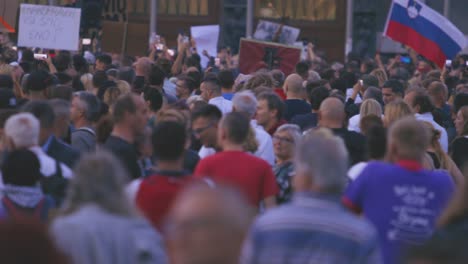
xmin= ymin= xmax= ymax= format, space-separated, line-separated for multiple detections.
xmin=95 ymin=59 xmax=105 ymax=71
xmin=176 ymin=80 xmax=190 ymax=99
xmin=382 ymin=87 xmax=398 ymax=105
xmin=255 ymin=99 xmax=275 ymax=128
xmin=455 ymin=110 xmax=465 ymax=136
xmin=273 ymin=130 xmax=295 ymax=163
xmin=200 ymin=82 xmax=212 ymax=102
xmin=192 ymin=117 xmax=218 ymax=149
xmin=132 ymin=96 xmax=149 ymax=135
xmin=70 ymin=97 xmax=83 ymax=124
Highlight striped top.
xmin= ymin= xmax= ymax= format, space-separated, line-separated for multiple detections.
xmin=241 ymin=193 xmax=382 ymax=264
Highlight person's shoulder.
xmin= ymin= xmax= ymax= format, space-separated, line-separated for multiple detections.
xmin=425 ymin=169 xmax=454 ymax=185
xmin=103 ymin=136 xmax=131 ymax=150
xmin=359 ymin=161 xmax=394 ymax=177
xmin=453 ymin=136 xmax=468 ymax=145
xmin=72 ymin=129 xmax=94 ymax=138
xmin=346 ymin=129 xmax=366 ymax=139
xmin=242 ymin=151 xmax=271 ymax=166
xmin=337 ymin=210 xmax=380 ymax=242
xmin=52 ymin=137 xmax=80 ymax=154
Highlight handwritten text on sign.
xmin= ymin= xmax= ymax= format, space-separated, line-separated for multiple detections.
xmin=18 ymin=4 xmax=81 ymax=51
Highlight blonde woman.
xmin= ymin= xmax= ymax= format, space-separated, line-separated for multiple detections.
xmin=348 ymin=99 xmax=383 ymax=132
xmin=383 ymin=99 xmax=413 ymax=127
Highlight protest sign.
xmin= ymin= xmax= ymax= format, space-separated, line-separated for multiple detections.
xmin=18 ymin=4 xmax=81 ymax=51
xmin=239 ymin=38 xmax=301 ymax=76
xmin=191 ymin=25 xmax=220 ymax=69
xmin=253 ymin=20 xmax=300 ymax=46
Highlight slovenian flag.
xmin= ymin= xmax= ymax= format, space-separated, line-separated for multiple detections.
xmin=384 ymin=0 xmax=467 ymax=68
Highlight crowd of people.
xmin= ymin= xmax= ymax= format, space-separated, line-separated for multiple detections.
xmin=0 ymin=31 xmax=467 ymax=263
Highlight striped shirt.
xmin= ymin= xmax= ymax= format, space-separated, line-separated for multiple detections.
xmin=241 ymin=193 xmax=382 ymax=264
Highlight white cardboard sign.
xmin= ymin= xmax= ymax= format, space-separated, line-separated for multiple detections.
xmin=191 ymin=25 xmax=220 ymax=69
xmin=18 ymin=4 xmax=81 ymax=51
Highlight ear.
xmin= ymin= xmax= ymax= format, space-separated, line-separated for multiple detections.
xmin=271 ymin=109 xmax=278 ymax=119
xmin=221 ymin=126 xmax=228 ymax=140
xmin=414 ymin=104 xmax=421 ymax=114
xmin=5 ymin=137 xmax=15 ymax=151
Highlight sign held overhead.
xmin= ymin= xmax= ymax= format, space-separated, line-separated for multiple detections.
xmin=18 ymin=4 xmax=81 ymax=51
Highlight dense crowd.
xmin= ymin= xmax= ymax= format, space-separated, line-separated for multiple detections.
xmin=0 ymin=32 xmax=467 ymax=263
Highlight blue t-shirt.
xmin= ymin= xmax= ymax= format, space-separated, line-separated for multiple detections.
xmin=222 ymin=93 xmax=234 ymax=101
xmin=343 ymin=161 xmax=454 ymax=264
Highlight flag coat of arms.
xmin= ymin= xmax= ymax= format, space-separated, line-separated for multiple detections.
xmin=384 ymin=0 xmax=467 ymax=68
xmin=239 ymin=38 xmax=302 ymax=76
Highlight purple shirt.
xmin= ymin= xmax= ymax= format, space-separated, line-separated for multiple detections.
xmin=343 ymin=161 xmax=454 ymax=264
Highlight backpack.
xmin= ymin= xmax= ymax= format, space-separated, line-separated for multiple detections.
xmin=40 ymin=159 xmax=69 ymax=206
xmin=1 ymin=196 xmax=50 ymax=222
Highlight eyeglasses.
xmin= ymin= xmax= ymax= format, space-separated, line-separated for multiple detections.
xmin=192 ymin=122 xmax=216 ymax=136
xmin=272 ymin=135 xmax=294 ymax=144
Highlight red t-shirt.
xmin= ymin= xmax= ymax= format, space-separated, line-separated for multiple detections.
xmin=136 ymin=172 xmax=194 ymax=230
xmin=194 ymin=151 xmax=279 ymax=207
xmin=274 ymin=88 xmax=287 ymax=100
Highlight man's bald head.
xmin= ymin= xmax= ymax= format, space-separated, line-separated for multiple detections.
xmin=319 ymin=97 xmax=345 ymax=128
xmin=166 ymin=185 xmax=253 ymax=264
xmin=283 ymin=73 xmax=304 ymax=96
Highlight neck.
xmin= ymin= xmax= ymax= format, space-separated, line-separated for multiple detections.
xmin=156 ymin=159 xmax=184 ymax=172
xmin=287 ymin=94 xmax=303 ymax=100
xmin=111 ymin=124 xmax=135 ymax=143
xmin=276 ymin=157 xmax=292 ymax=165
xmin=221 ymin=87 xmax=232 ymax=94
xmin=221 ymin=141 xmax=244 ymax=152
xmin=434 ymin=100 xmax=445 ymax=109
xmin=210 ymin=93 xmax=222 ymax=100
xmin=319 ymin=120 xmax=343 ymax=129
xmin=29 ymin=93 xmax=47 ymax=100
xmin=74 ymin=118 xmax=92 ymax=129
xmin=265 ymin=119 xmax=278 ymax=132
xmin=39 ymin=131 xmax=53 ymax=146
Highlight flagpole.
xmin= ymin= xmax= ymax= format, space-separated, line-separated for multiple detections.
xmin=443 ymin=0 xmax=450 ymax=18
xmin=345 ymin=0 xmax=353 ymax=59
xmin=150 ymin=0 xmax=158 ymax=38
xmin=246 ymin=0 xmax=254 ymax=38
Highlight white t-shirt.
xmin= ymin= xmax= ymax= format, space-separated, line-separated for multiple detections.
xmin=208 ymin=96 xmax=233 ymax=115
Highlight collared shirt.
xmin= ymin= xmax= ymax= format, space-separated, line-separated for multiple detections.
xmin=42 ymin=135 xmax=54 ymax=153
xmin=208 ymin=96 xmax=233 ymax=115
xmin=251 ymin=120 xmax=275 ymax=166
xmin=241 ymin=193 xmax=382 ymax=264
xmin=415 ymin=112 xmax=448 ymax=152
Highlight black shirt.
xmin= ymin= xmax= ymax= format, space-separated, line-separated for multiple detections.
xmin=451 ymin=137 xmax=468 ymax=170
xmin=103 ymin=135 xmax=142 ymax=180
xmin=331 ymin=128 xmax=367 ymax=166
xmin=284 ymin=99 xmax=312 ymax=122
xmin=290 ymin=113 xmax=318 ymax=131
